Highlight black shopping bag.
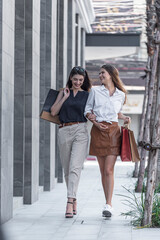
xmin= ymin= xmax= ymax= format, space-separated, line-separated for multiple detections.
xmin=40 ymin=89 xmax=61 ymax=124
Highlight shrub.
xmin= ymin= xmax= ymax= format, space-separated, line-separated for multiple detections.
xmin=152 ymin=194 xmax=160 ymax=227
xmin=118 ymin=186 xmax=160 ymax=227
xmin=155 ymin=183 xmax=160 ymax=194
xmin=117 ymin=186 xmax=145 ymax=227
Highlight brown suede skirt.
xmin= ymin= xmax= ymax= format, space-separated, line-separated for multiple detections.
xmin=89 ymin=122 xmax=121 ymax=157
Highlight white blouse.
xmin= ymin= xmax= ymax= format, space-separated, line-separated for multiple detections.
xmin=84 ymin=85 xmax=125 ymax=123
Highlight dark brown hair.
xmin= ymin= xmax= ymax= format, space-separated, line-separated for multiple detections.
xmin=66 ymin=66 xmax=91 ymax=91
xmin=101 ymin=64 xmax=127 ymax=103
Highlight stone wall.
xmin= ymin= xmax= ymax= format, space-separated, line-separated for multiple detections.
xmin=0 ymin=0 xmax=15 ymax=223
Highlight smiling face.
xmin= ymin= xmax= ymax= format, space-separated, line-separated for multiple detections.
xmin=70 ymin=74 xmax=84 ymax=90
xmin=99 ymin=68 xmax=112 ymax=85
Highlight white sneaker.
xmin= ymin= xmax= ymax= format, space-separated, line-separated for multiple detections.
xmin=102 ymin=204 xmax=114 ymax=217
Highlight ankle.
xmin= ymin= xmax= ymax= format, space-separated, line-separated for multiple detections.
xmin=106 ymin=202 xmax=112 ymax=207
xmin=68 ymin=198 xmax=74 ymax=203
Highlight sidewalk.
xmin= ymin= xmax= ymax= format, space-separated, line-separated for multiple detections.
xmin=3 ymin=159 xmax=160 ymax=240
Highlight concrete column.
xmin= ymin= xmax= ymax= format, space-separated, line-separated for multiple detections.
xmin=75 ymin=13 xmax=79 ymax=66
xmin=24 ymin=0 xmax=40 ymax=204
xmin=14 ymin=0 xmax=25 ymax=197
xmin=0 ymin=0 xmax=15 ymax=223
xmin=77 ymin=17 xmax=81 ymax=66
xmin=0 ymin=0 xmax=2 ymax=222
xmin=55 ymin=0 xmax=68 ymax=183
xmin=67 ymin=0 xmax=75 ymax=75
xmin=39 ymin=0 xmax=55 ymax=191
xmin=81 ymin=28 xmax=85 ymax=68
xmin=55 ymin=0 xmax=62 ymax=182
xmin=51 ymin=0 xmax=57 ymax=91
xmin=43 ymin=0 xmax=52 ymax=191
xmin=63 ymin=0 xmax=68 ymax=84
xmin=67 ymin=0 xmax=73 ymax=75
xmin=50 ymin=0 xmax=57 ymax=189
xmin=39 ymin=0 xmax=46 ymax=188
xmin=56 ymin=0 xmax=68 ymax=88
xmin=72 ymin=1 xmax=76 ymax=68
xmin=75 ymin=13 xmax=81 ymax=66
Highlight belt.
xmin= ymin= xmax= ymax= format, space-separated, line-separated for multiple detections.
xmin=101 ymin=121 xmax=118 ymax=125
xmin=59 ymin=122 xmax=82 ymax=128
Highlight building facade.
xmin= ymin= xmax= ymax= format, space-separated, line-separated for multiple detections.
xmin=0 ymin=0 xmax=94 ymax=223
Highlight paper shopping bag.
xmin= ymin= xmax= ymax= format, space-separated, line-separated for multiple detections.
xmin=128 ymin=129 xmax=140 ymax=162
xmin=120 ymin=126 xmax=132 ymax=162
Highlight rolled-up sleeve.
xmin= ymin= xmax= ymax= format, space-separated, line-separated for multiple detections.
xmin=119 ymin=93 xmax=125 ymax=112
xmin=84 ymin=87 xmax=95 ymax=117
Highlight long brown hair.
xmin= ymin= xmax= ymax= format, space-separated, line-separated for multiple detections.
xmin=66 ymin=66 xmax=91 ymax=91
xmin=101 ymin=64 xmax=127 ymax=103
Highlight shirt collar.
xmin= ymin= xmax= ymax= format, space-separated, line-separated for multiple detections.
xmin=100 ymin=85 xmax=108 ymax=91
xmin=114 ymin=88 xmax=120 ymax=95
xmin=100 ymin=85 xmax=119 ymax=95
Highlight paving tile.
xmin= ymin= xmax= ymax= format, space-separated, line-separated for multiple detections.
xmin=3 ymin=161 xmax=160 ymax=240
xmin=64 ymin=236 xmax=98 ymax=240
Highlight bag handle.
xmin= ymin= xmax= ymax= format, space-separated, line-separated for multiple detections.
xmin=123 ymin=123 xmax=130 ymax=129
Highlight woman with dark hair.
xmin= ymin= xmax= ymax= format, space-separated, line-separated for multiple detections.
xmin=51 ymin=66 xmax=91 ymax=218
xmin=84 ymin=64 xmax=131 ymax=217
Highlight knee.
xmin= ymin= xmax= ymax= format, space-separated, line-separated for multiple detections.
xmin=69 ymin=167 xmax=80 ymax=177
xmin=104 ymin=168 xmax=113 ymax=177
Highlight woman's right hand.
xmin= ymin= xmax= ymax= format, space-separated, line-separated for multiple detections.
xmin=63 ymin=87 xmax=70 ymax=100
xmin=87 ymin=113 xmax=96 ymax=121
xmin=93 ymin=122 xmax=108 ymax=131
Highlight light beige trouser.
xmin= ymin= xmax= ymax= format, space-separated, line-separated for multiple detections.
xmin=58 ymin=122 xmax=89 ymax=198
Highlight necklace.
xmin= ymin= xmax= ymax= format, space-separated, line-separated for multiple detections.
xmin=109 ymin=88 xmax=116 ymax=96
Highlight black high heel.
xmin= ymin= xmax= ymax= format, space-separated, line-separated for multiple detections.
xmin=73 ymin=199 xmax=77 ymax=215
xmin=65 ymin=201 xmax=73 ymax=218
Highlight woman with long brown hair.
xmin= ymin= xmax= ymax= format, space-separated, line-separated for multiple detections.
xmin=51 ymin=66 xmax=91 ymax=218
xmin=84 ymin=64 xmax=130 ymax=217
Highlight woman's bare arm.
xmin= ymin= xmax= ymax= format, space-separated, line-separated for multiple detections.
xmin=51 ymin=88 xmax=70 ymax=116
xmin=118 ymin=112 xmax=131 ymax=124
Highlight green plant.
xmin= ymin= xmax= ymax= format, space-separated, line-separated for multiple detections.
xmin=118 ymin=186 xmax=160 ymax=228
xmin=117 ymin=186 xmax=145 ymax=227
xmin=155 ymin=183 xmax=160 ymax=194
xmin=152 ymin=194 xmax=160 ymax=227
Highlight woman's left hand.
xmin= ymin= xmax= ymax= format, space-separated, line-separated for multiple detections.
xmin=87 ymin=113 xmax=96 ymax=121
xmin=63 ymin=87 xmax=70 ymax=100
xmin=124 ymin=116 xmax=131 ymax=124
